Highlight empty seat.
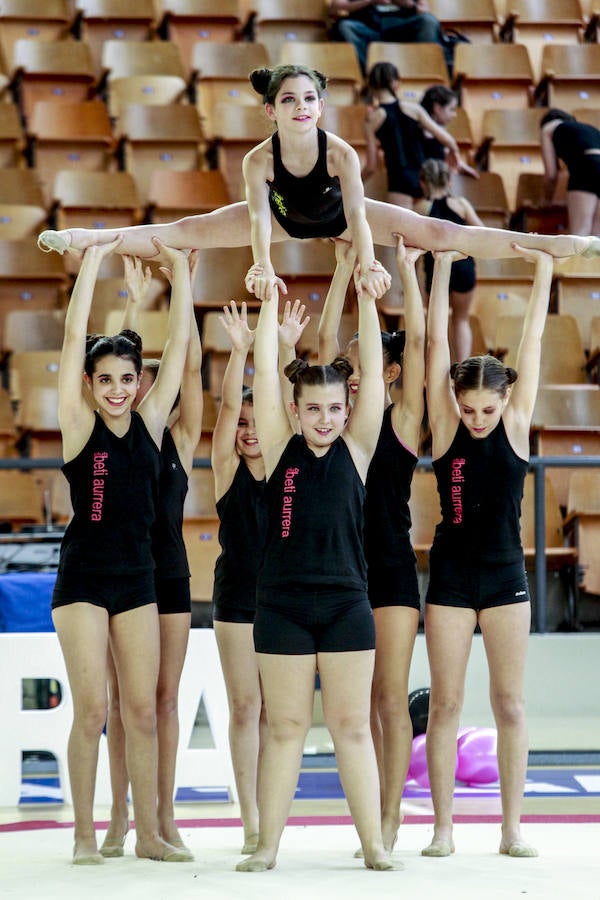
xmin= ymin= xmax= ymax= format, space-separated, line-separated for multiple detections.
xmin=565 ymin=470 xmax=600 ymax=596
xmin=366 ymin=42 xmax=448 ymax=103
xmin=0 ymin=101 xmax=25 ymax=167
xmin=451 ymin=171 xmax=510 ymax=229
xmin=183 ymin=466 xmax=217 ymax=518
xmin=15 ymin=383 xmax=62 ymax=458
xmin=117 ymin=103 xmax=205 ymax=205
xmin=7 ymin=350 xmax=62 ymax=407
xmin=429 ymin=0 xmax=499 ymax=44
xmin=556 ymin=276 xmax=600 ymax=355
xmin=279 ymin=41 xmax=363 ymax=105
xmin=88 ymin=273 xmax=167 ymax=333
xmin=192 ymin=247 xmax=256 ymax=314
xmin=27 ymin=99 xmax=115 ymax=205
xmin=453 ymin=43 xmax=535 ymax=145
xmin=101 ymin=39 xmax=189 ymax=118
xmin=210 ymin=103 xmax=272 ymax=201
xmin=271 ymin=240 xmax=337 ymax=316
xmin=537 ymin=44 xmax=600 ymax=111
xmin=12 ymin=38 xmax=96 ymax=123
xmin=51 ymin=169 xmax=143 ymax=232
xmin=0 ymin=470 xmax=44 ymax=528
xmin=148 ymin=169 xmax=231 ymax=223
xmin=191 ymin=41 xmax=268 ymax=140
xmin=0 ymin=387 xmax=17 ymax=458
xmin=477 ymin=107 xmax=547 ymax=211
xmin=408 ymin=470 xmax=440 ymax=571
xmin=0 ymin=204 xmax=47 ymax=240
xmin=499 ymin=0 xmax=585 ymax=82
xmin=319 ymin=103 xmax=368 ymax=168
xmin=511 ymin=171 xmax=569 ymax=235
xmin=182 ymin=515 xmax=221 ymax=602
xmin=160 ymin=0 xmax=244 ymax=76
xmin=0 ymin=0 xmax=73 ymax=78
xmin=75 ymin=0 xmax=158 ymax=78
xmin=3 ymin=309 xmax=65 ymax=353
xmin=496 ymin=313 xmax=589 ymax=385
xmin=251 ymin=0 xmax=328 ymax=64
xmin=104 ymin=308 xmax=168 ymax=356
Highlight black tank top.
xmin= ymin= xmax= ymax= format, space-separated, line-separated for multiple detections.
xmin=152 ymin=428 xmax=190 ymax=579
xmin=213 ymin=460 xmax=267 ymax=608
xmin=268 ymin=128 xmax=347 ymax=239
xmin=364 ymin=404 xmax=417 ymax=570
xmin=432 ymin=418 xmax=528 ymax=564
xmin=59 ymin=411 xmax=160 ymax=575
xmin=376 ymin=100 xmax=426 ymax=173
xmin=258 ymin=434 xmax=367 ymax=592
xmin=552 ymin=120 xmax=600 ymax=170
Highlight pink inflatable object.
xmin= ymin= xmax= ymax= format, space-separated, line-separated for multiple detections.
xmin=455 ymin=727 xmax=499 ymax=785
xmin=409 ymin=734 xmax=430 ymax=787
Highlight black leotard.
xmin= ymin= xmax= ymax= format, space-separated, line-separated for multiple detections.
xmin=152 ymin=428 xmax=190 ymax=579
xmin=375 ymin=99 xmax=425 ymax=197
xmin=423 ymin=197 xmax=476 ymax=294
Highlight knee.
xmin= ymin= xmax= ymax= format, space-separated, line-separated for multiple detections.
xmin=156 ymin=688 xmax=179 ymax=722
xmin=326 ymin=710 xmax=370 ymax=743
xmin=268 ymin=714 xmax=310 ymax=744
xmin=122 ymin=699 xmax=157 ymax=736
xmin=414 ymin=13 xmax=443 ymax=42
xmin=230 ymin=695 xmax=261 ymax=729
xmin=428 ymin=694 xmax=463 ymax=724
xmin=491 ymin=691 xmax=526 ymax=728
xmin=375 ymin=689 xmax=411 ymax=730
xmin=76 ymin=703 xmax=108 ymax=739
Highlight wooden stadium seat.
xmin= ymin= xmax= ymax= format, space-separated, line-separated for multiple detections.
xmin=0 ymin=167 xmax=46 ymax=208
xmin=7 ymin=350 xmax=62 ymax=407
xmin=572 ymin=107 xmax=600 ymax=131
xmin=0 ymin=204 xmax=48 ymax=240
xmin=0 ymin=102 xmax=25 ymax=168
xmin=26 ymin=100 xmax=115 ymax=206
xmin=0 ymin=470 xmax=44 ymax=528
xmin=0 ymin=387 xmax=17 ymax=458
xmin=476 ymin=107 xmax=547 ymax=212
xmin=511 ymin=171 xmax=569 ymax=236
xmin=297 ymin=311 xmax=357 ymax=361
xmin=49 ymin=469 xmax=73 ymax=524
xmin=251 ymin=0 xmax=328 ymax=65
xmin=470 ymin=257 xmax=534 ymax=350
xmin=3 ymin=309 xmax=65 ymax=353
xmin=104 ymin=308 xmax=169 ymax=357
xmin=0 ymin=239 xmax=68 ymax=352
xmin=183 ymin=466 xmax=217 ymax=518
xmin=452 ymin=43 xmax=535 ymax=145
xmin=499 ymin=0 xmax=585 ymax=82
xmin=148 ymin=169 xmax=231 ymax=223
xmin=194 ymin=389 xmax=218 ymax=458
xmin=74 ymin=0 xmax=158 ymax=79
xmin=446 ymin=106 xmax=474 ymax=158
xmin=191 ymin=41 xmax=268 ymax=141
xmin=101 ymin=39 xmax=189 ymax=118
xmin=51 ymin=169 xmax=143 ymax=233
xmin=160 ymin=0 xmax=244 ymax=77
xmin=408 ymin=470 xmax=440 ymax=571
xmin=450 ymin=171 xmax=510 ymax=229
xmin=191 ymin=246 xmax=256 ymax=318
xmin=366 ymin=42 xmax=449 ymax=103
xmin=429 ymin=0 xmax=499 ymax=44
xmin=556 ymin=276 xmax=600 ymax=355
xmin=564 ymin=470 xmax=600 ymax=597
xmin=11 ymin=38 xmax=96 ymax=124
xmin=116 ymin=103 xmax=205 ymax=205
xmin=210 ymin=103 xmax=272 ymax=201
xmin=537 ymin=44 xmax=600 ymax=111
xmin=0 ymin=0 xmax=73 ymax=78
xmin=531 ymin=386 xmax=600 ymax=510
xmin=319 ymin=103 xmax=367 ymax=168
xmin=15 ymin=384 xmax=62 ymax=458
xmin=271 ymin=240 xmax=337 ymax=317
xmin=496 ymin=314 xmax=589 ymax=386
xmin=88 ymin=274 xmax=167 ymax=333
xmin=182 ymin=516 xmax=221 ymax=603
xmin=279 ymin=42 xmax=363 ymax=105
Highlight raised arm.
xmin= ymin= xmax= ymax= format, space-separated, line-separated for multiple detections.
xmin=253 ymin=288 xmax=295 ymax=478
xmin=390 ymin=237 xmax=426 ymax=451
xmin=120 ymin=255 xmax=153 ymax=332
xmin=540 ymin=123 xmax=560 ymax=203
xmin=58 ymin=237 xmax=123 ymax=462
xmin=344 ymin=267 xmax=385 ymax=480
xmin=242 ymin=143 xmax=287 ymax=302
xmin=317 ymin=239 xmax=356 ymax=364
xmin=211 ymin=301 xmax=256 ymax=499
xmin=503 ymin=244 xmax=553 ymax=455
xmin=136 ymin=239 xmax=191 ymax=446
xmin=425 ymin=250 xmax=463 ymax=458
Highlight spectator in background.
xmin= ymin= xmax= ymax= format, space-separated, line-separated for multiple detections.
xmin=329 ymin=0 xmax=445 ymax=75
xmin=420 ymin=85 xmax=477 ymax=180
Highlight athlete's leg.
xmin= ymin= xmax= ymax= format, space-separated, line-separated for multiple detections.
xmin=156 ymin=611 xmax=192 ymax=853
xmin=371 ymin=606 xmax=420 ymax=852
xmin=236 ymin=652 xmax=315 ymax=872
xmin=319 ymin=649 xmax=392 ymax=869
xmin=52 ymin=602 xmax=110 ymax=864
xmin=449 ymin=288 xmax=474 ymax=363
xmin=363 ymin=198 xmax=599 ymax=259
xmin=214 ymin=620 xmax=264 ymax=854
xmin=422 ymin=603 xmax=476 ymax=856
xmin=100 ymin=647 xmax=130 ymax=857
xmin=567 ymin=190 xmax=599 ymax=236
xmin=479 ymin=601 xmax=537 ymax=857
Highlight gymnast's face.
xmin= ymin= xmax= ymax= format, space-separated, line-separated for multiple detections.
xmin=236 ymin=402 xmax=262 ymax=461
xmin=456 ymin=388 xmax=508 ymax=440
xmin=266 ymin=76 xmax=324 ymax=130
xmin=86 ymin=354 xmax=141 ymax=418
xmin=433 ymin=97 xmax=457 ymax=126
xmin=292 ymin=384 xmax=349 ymax=455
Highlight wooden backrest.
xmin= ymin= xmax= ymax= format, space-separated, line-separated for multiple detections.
xmin=117 ymin=103 xmax=203 ymax=143
xmin=104 ymin=309 xmax=169 ymax=356
xmin=182 ymin=517 xmax=221 ymax=601
xmin=148 ymin=169 xmax=231 ymax=214
xmin=366 ymin=42 xmax=449 ymax=87
xmin=53 ymin=170 xmax=140 ymax=209
xmin=521 ymin=472 xmax=565 ymax=549
xmin=0 ymin=205 xmax=48 ymax=240
xmin=102 ymin=39 xmax=186 ymax=79
xmin=408 ymin=470 xmax=441 ymax=563
xmin=556 ymin=278 xmax=600 ymax=354
xmin=192 ymin=247 xmax=256 ymax=309
xmin=541 ymin=43 xmax=600 ymax=79
xmin=8 ymin=350 xmax=61 ymax=403
xmin=13 ymin=38 xmax=94 ymax=77
xmin=0 ymin=471 xmax=44 ymax=524
xmin=567 ymin=470 xmax=600 ymax=514
xmin=3 ymin=309 xmax=65 ymax=353
xmin=429 ymin=0 xmax=499 ymax=42
xmin=192 ymin=41 xmax=270 ymax=79
xmin=29 ymin=99 xmax=114 ymax=142
xmin=183 ymin=467 xmax=217 ymax=518
xmin=532 ymin=386 xmax=600 ymax=430
xmin=497 ymin=314 xmax=588 ymax=384
xmin=481 ymin=107 xmax=546 ymax=145
xmin=0 ymin=168 xmax=45 ymax=206
xmin=279 ymin=41 xmax=362 ymax=86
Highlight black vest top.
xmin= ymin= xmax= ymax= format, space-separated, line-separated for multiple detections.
xmin=376 ymin=99 xmax=426 ymax=173
xmin=258 ymin=434 xmax=367 ymax=593
xmin=553 ymin=120 xmax=600 ymax=170
xmin=213 ymin=460 xmax=267 ymax=608
xmin=364 ymin=404 xmax=417 ymax=570
xmin=59 ymin=411 xmax=160 ymax=575
xmin=268 ymin=128 xmax=347 ymax=239
xmin=151 ymin=428 xmax=190 ymax=579
xmin=432 ymin=418 xmax=528 ymax=564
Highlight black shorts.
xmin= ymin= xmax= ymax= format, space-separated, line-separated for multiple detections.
xmin=388 ymin=167 xmax=423 ymax=199
xmin=567 ymin=153 xmax=600 ymax=195
xmin=425 ymin=253 xmax=476 ymax=295
xmin=213 ymin=600 xmax=256 ymax=624
xmin=52 ymin=570 xmax=156 ymax=617
xmin=155 ymin=575 xmax=191 ymax=615
xmin=368 ymin=562 xmax=421 ymax=610
xmin=426 ymin=552 xmax=530 ymax=612
xmin=254 ymin=585 xmax=376 ymax=654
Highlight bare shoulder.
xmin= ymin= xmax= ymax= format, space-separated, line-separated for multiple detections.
xmin=325 ymin=130 xmax=359 ymax=172
xmin=243 ymin=137 xmax=272 ymax=170
xmin=401 ymin=100 xmax=422 ymax=121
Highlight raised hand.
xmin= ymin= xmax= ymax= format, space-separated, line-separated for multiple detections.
xmin=123 ymin=255 xmax=153 ymax=304
xmin=356 ymin=258 xmax=392 ymax=300
xmin=278 ymin=299 xmax=310 ymax=350
xmin=219 ymin=300 xmax=255 ymax=352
